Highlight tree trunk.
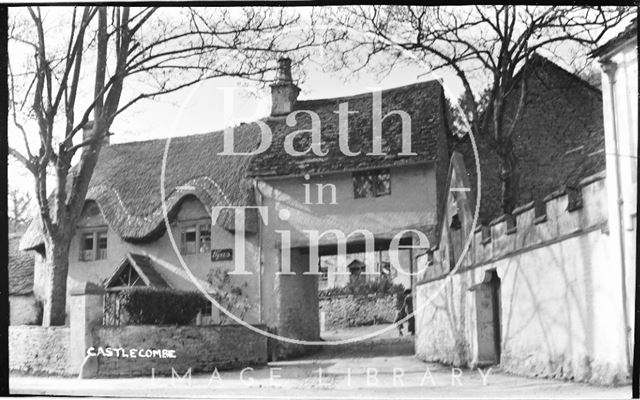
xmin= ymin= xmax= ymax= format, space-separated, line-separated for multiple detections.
xmin=41 ymin=239 xmax=72 ymax=326
xmin=499 ymin=150 xmax=519 ymax=216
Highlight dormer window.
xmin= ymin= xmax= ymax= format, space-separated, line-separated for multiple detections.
xmin=353 ymin=168 xmax=391 ymax=198
xmin=80 ymin=229 xmax=108 ymax=261
xmin=199 ymin=224 xmax=211 ymax=253
xmin=182 ymin=225 xmax=197 ymax=254
xmin=181 ymin=222 xmax=211 ymax=255
xmin=97 ymin=231 xmax=108 ymax=259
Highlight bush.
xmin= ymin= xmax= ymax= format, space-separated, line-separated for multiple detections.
xmin=118 ymin=287 xmax=208 ymax=325
xmin=319 ymin=276 xmax=405 ymax=304
xmin=206 ymin=269 xmax=254 ymax=323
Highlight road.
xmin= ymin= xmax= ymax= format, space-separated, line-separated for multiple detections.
xmin=10 ymin=325 xmax=632 ymax=399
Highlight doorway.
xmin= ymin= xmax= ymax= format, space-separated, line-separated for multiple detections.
xmin=470 ymin=269 xmax=502 ymax=366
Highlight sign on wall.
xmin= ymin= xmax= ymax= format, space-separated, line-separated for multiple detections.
xmin=211 ymin=249 xmax=233 ymax=262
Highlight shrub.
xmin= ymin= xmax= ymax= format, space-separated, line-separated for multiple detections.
xmin=205 ymin=269 xmax=254 ymax=324
xmin=118 ymin=287 xmax=208 ymax=325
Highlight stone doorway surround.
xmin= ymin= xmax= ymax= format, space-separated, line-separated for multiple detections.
xmin=468 ymin=269 xmax=502 ymax=368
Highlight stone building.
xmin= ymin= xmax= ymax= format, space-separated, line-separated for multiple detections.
xmin=594 ymin=19 xmax=637 ymax=370
xmin=19 ymin=58 xmax=452 ymax=356
xmin=413 ymin=50 xmax=635 ymax=385
xmin=8 ymin=234 xmax=39 ymax=325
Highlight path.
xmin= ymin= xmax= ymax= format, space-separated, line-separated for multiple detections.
xmin=10 ymin=324 xmax=631 ymax=398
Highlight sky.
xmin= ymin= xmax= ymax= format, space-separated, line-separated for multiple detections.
xmin=6 ymin=20 xmax=460 ymax=200
xmin=108 ymin=60 xmax=449 ymax=144
xmin=6 ymin=6 xmax=635 ymax=213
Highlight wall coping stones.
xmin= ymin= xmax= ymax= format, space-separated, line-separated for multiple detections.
xmin=513 ymin=201 xmax=535 ymax=215
xmin=489 ymin=214 xmax=508 ymax=226
xmin=579 ymin=169 xmax=606 ymax=186
xmin=543 ymin=188 xmax=567 ymax=202
xmin=70 ymin=281 xmax=105 ymax=296
xmin=318 ymin=293 xmax=397 ymax=301
xmin=533 ymin=214 xmax=548 ymax=225
xmin=418 ymin=170 xmax=608 ymax=283
xmin=96 ymin=323 xmax=269 ymax=330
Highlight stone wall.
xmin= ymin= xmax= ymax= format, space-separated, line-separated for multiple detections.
xmin=93 ymin=325 xmax=268 ymax=377
xmin=9 ymin=295 xmax=40 ymax=326
xmin=9 ymin=326 xmax=71 ymax=375
xmin=319 ymin=294 xmax=398 ymax=328
xmin=415 ymin=175 xmax=632 ymax=385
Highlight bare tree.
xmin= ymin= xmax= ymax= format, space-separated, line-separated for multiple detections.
xmin=325 ymin=5 xmax=632 ymax=215
xmin=8 ymin=188 xmax=32 ymax=234
xmin=7 ymin=6 xmax=325 ymax=326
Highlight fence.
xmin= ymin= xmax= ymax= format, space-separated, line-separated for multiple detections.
xmin=103 ymin=292 xmax=122 ymax=326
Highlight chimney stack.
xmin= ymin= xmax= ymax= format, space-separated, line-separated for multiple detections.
xmin=270 ymin=57 xmax=300 ymax=116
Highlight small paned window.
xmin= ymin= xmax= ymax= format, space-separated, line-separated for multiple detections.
xmin=181 ymin=222 xmax=212 ymax=255
xmin=80 ymin=230 xmax=108 ymax=261
xmin=182 ymin=226 xmax=197 ymax=254
xmin=353 ymin=169 xmax=391 ymax=198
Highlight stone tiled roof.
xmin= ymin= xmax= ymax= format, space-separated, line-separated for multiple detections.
xmin=9 ymin=234 xmax=34 ymax=295
xmin=452 ymin=55 xmax=605 ymax=225
xmin=247 ymin=80 xmax=449 ymax=177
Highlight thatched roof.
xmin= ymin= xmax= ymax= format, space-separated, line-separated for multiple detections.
xmin=9 ymin=234 xmax=34 ymax=295
xmin=20 ymin=124 xmax=261 ymax=251
xmin=21 ymin=79 xmax=450 ymax=251
xmin=248 ymin=79 xmax=448 ymax=177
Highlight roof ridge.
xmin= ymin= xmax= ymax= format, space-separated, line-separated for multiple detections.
xmin=529 ymin=53 xmax=602 ymax=94
xmin=106 ymin=129 xmax=225 ymax=148
xmin=591 ymin=17 xmax=637 ymax=58
xmin=297 ymin=78 xmax=442 ymax=106
xmin=108 ymin=80 xmax=443 ymax=148
xmin=504 ymin=53 xmax=601 ymax=101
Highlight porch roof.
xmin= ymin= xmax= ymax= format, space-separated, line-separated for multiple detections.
xmin=104 ymin=253 xmax=171 ymax=290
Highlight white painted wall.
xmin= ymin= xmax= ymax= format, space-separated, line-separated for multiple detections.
xmin=35 ymin=163 xmax=439 ymax=331
xmin=257 ymin=163 xmax=439 ymax=327
xmin=39 ymin=197 xmax=262 ymax=325
xmin=600 ymin=37 xmax=637 ymax=365
xmin=414 ymin=176 xmax=632 ymax=384
xmin=257 ymin=164 xmax=438 ymax=248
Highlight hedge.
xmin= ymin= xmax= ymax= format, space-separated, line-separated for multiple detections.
xmin=117 ymin=287 xmax=208 ymax=325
